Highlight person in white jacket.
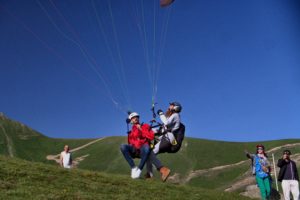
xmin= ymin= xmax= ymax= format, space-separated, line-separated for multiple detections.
xmin=152 ymin=102 xmax=181 ymax=154
xmin=145 ymin=102 xmax=182 ymax=179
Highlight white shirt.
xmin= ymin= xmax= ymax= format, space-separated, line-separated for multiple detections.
xmin=61 ymin=151 xmax=72 ymax=168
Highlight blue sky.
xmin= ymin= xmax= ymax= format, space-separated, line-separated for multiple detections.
xmin=1 ymin=0 xmax=300 ymax=141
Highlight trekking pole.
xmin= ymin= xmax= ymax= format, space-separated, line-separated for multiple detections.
xmin=272 ymin=153 xmax=279 ymax=191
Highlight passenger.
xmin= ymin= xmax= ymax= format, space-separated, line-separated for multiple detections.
xmin=146 ymin=102 xmax=183 ymax=180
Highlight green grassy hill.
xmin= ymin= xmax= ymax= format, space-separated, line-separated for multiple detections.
xmin=0 ymin=113 xmax=94 ymax=162
xmin=0 ymin=155 xmax=251 ymax=200
xmin=1 ymin=112 xmax=300 ymax=197
xmin=72 ymin=136 xmax=300 ymax=189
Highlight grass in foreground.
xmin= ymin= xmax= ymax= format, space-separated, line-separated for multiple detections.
xmin=0 ymin=156 xmax=251 ymax=200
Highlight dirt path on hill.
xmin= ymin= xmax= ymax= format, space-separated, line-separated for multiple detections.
xmin=168 ymin=143 xmax=300 ymax=185
xmin=46 ymin=137 xmax=105 ymax=166
xmin=267 ymin=143 xmax=300 ymax=153
xmin=0 ymin=125 xmax=14 ymax=157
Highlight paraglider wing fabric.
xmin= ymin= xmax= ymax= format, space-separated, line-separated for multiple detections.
xmin=160 ymin=0 xmax=175 ymax=7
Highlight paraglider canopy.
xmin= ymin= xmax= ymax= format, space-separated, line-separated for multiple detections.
xmin=160 ymin=0 xmax=175 ymax=7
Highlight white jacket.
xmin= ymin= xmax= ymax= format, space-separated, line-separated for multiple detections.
xmin=159 ymin=112 xmax=181 ymax=132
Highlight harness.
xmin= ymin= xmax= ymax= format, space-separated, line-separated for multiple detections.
xmin=125 ymin=103 xmax=185 ymax=155
xmin=149 ymin=103 xmax=185 ymax=153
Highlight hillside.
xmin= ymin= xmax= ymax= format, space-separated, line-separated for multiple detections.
xmin=70 ymin=136 xmax=300 ymax=191
xmin=0 ymin=155 xmax=251 ymax=200
xmin=1 ymin=113 xmax=300 ymax=198
xmin=0 ymin=113 xmax=94 ymax=162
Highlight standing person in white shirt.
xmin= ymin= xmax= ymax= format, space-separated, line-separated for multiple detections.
xmin=277 ymin=150 xmax=299 ymax=200
xmin=60 ymin=145 xmax=72 ymax=169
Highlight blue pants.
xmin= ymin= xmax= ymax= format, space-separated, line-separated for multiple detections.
xmin=120 ymin=144 xmax=151 ymax=170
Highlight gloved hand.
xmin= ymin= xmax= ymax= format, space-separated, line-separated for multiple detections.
xmin=157 ymin=109 xmax=164 ymax=115
xmin=126 ymin=118 xmax=131 ymax=124
xmin=150 ymin=119 xmax=156 ymax=123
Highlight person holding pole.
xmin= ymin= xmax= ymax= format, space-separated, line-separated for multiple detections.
xmin=277 ymin=149 xmax=299 ymax=200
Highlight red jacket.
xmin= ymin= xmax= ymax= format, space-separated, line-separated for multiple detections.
xmin=128 ymin=123 xmax=154 ymax=149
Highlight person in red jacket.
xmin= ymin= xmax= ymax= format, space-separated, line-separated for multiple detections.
xmin=120 ymin=112 xmax=154 ymax=179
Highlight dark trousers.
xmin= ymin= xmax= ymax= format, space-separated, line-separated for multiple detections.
xmin=146 ymin=151 xmax=163 ymax=173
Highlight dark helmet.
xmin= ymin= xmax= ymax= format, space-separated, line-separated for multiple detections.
xmin=170 ymin=102 xmax=182 ymax=113
xmin=283 ymin=149 xmax=291 ymax=155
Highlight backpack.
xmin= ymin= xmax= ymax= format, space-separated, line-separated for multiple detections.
xmin=168 ymin=123 xmax=185 ymax=153
xmin=69 ymin=153 xmax=73 ymax=165
xmin=158 ymin=123 xmax=185 ymax=153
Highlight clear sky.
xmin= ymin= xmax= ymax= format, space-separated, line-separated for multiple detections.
xmin=1 ymin=0 xmax=300 ymax=141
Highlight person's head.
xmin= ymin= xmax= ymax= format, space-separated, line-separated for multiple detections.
xmin=128 ymin=112 xmax=140 ymax=124
xmin=168 ymin=102 xmax=182 ymax=113
xmin=256 ymin=144 xmax=265 ymax=154
xmin=283 ymin=149 xmax=291 ymax=159
xmin=64 ymin=145 xmax=70 ymax=152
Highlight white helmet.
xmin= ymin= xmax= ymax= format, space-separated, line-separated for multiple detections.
xmin=128 ymin=112 xmax=139 ymax=120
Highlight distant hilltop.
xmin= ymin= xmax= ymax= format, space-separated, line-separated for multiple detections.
xmin=0 ymin=112 xmax=6 ymax=118
xmin=0 ymin=113 xmax=26 ymax=127
xmin=0 ymin=112 xmax=17 ymax=119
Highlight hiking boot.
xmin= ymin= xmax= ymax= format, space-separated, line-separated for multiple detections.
xmin=159 ymin=167 xmax=170 ymax=182
xmin=144 ymin=172 xmax=153 ymax=179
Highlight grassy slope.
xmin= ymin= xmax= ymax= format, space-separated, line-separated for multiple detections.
xmin=74 ymin=136 xmax=300 ymax=172
xmin=0 ymin=115 xmax=94 ymax=162
xmin=0 ymin=155 xmax=251 ymax=200
xmin=0 ymin=124 xmax=9 ymax=155
xmin=73 ymin=137 xmax=300 ymax=190
xmin=1 ymin=114 xmax=300 ymax=191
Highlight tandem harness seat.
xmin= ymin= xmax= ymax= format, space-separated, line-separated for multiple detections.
xmin=129 ymin=123 xmax=185 ymax=158
xmin=156 ymin=123 xmax=185 ymax=154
